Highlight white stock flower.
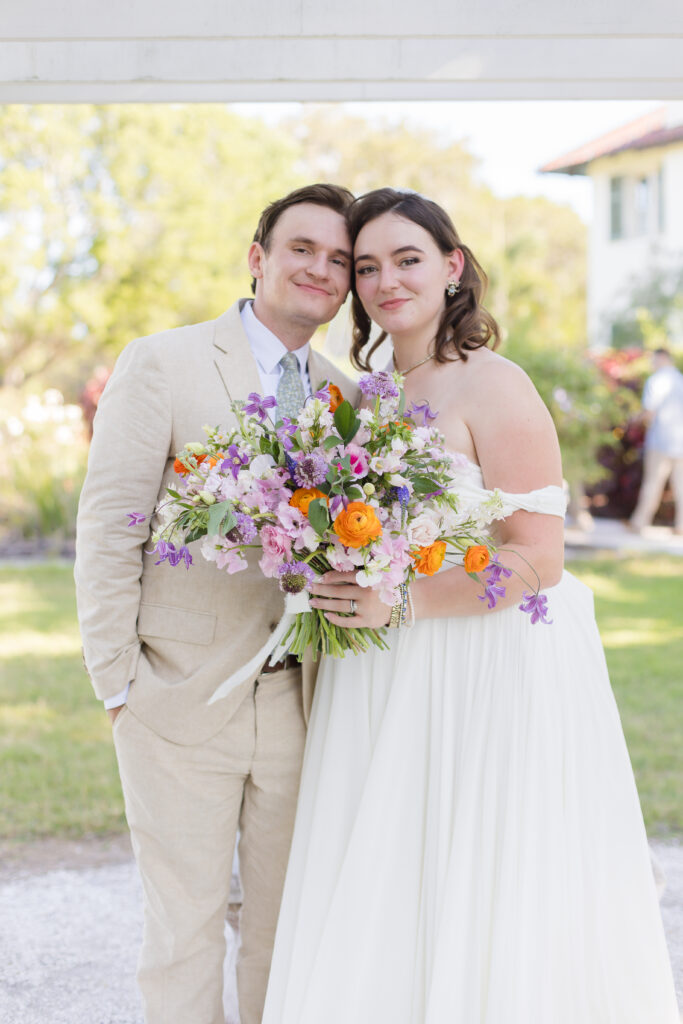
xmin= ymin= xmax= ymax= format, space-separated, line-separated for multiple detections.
xmin=369 ymin=452 xmax=403 ymax=474
xmin=250 ymin=453 xmax=276 ymax=478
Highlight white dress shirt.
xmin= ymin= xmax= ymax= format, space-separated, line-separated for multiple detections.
xmin=104 ymin=302 xmax=312 ymax=710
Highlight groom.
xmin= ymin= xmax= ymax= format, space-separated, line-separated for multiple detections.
xmin=75 ymin=183 xmax=358 ymax=1024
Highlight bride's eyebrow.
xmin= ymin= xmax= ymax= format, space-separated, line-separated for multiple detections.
xmin=354 ymin=245 xmax=425 ymax=264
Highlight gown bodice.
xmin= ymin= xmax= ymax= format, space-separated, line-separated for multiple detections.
xmin=451 ymin=454 xmax=567 ymax=519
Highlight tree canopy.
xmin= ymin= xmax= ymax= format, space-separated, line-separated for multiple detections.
xmin=0 ymin=104 xmax=587 ymax=398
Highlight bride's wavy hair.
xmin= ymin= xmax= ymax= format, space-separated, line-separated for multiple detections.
xmin=348 ymin=188 xmax=500 ymax=372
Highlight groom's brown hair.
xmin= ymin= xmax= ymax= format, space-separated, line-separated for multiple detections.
xmin=250 ymin=183 xmax=354 ymax=294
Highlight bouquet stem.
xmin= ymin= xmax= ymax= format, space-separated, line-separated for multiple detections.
xmin=282 ymin=609 xmax=389 ymax=662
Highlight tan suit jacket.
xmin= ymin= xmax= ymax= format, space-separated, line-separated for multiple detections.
xmin=75 ymin=300 xmax=359 ymax=744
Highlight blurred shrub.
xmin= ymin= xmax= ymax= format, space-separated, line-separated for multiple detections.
xmin=503 ymin=339 xmax=638 ymax=489
xmin=0 ymin=387 xmax=88 ymax=544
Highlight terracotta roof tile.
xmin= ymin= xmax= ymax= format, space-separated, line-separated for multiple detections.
xmin=540 ymin=108 xmax=683 ymax=175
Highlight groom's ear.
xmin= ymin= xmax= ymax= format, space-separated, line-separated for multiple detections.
xmin=248 ymin=241 xmax=266 ymax=282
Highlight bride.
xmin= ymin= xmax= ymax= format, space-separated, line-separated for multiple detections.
xmin=261 ymin=187 xmax=679 ymax=1023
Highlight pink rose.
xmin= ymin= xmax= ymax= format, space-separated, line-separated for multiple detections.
xmin=259 ymin=524 xmax=292 ymax=577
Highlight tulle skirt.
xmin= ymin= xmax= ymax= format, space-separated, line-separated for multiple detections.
xmin=262 ymin=571 xmax=679 ymax=1023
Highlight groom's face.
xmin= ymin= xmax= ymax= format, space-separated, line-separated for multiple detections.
xmin=248 ymin=202 xmax=351 ymax=334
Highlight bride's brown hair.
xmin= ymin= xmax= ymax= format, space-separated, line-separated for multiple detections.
xmin=348 ymin=188 xmax=500 ymax=372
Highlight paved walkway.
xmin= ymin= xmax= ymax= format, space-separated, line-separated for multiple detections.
xmin=0 ymin=835 xmax=681 ymax=1024
xmin=564 ymin=516 xmax=683 ymax=557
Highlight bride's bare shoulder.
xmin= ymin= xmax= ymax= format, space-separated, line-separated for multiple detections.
xmin=457 ymin=346 xmax=538 ymax=402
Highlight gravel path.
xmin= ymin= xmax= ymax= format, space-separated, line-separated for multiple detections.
xmin=0 ymin=836 xmax=681 ymax=1023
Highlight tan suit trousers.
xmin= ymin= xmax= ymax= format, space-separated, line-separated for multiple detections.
xmin=630 ymin=448 xmax=683 ymax=531
xmin=113 ymin=666 xmax=306 ymax=1024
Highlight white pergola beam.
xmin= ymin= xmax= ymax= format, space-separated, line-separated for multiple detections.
xmin=2 ymin=0 xmax=682 ymax=102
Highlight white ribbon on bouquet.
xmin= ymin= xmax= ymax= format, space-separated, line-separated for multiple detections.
xmin=208 ymin=590 xmax=311 ymax=705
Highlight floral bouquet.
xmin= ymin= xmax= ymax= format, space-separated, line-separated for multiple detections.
xmin=129 ymin=371 xmax=546 ymax=665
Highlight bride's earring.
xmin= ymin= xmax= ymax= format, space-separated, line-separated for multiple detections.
xmin=446 ymin=279 xmax=461 ymax=297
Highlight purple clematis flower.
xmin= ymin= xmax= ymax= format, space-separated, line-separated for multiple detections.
xmin=277 ymin=418 xmax=298 ymax=452
xmin=519 ymin=591 xmax=553 ymax=624
xmin=407 ymin=400 xmax=438 ymax=426
xmin=127 ymin=512 xmax=147 ymax=527
xmin=149 ymin=539 xmax=192 ymax=569
xmin=278 ymin=560 xmax=316 ymax=595
xmin=483 ymin=555 xmax=513 ymax=586
xmin=221 ymin=444 xmax=249 ymax=480
xmin=478 ymin=582 xmax=506 ymax=609
xmin=244 ymin=392 xmax=277 ymax=423
xmin=314 ymin=384 xmax=331 ymax=403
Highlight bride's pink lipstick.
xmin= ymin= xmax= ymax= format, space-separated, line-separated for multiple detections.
xmin=379 ymin=298 xmax=408 ymax=310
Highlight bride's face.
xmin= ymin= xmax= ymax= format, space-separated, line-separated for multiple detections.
xmin=354 ymin=212 xmax=462 ymax=340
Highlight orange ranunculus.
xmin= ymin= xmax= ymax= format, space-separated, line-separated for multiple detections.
xmin=289 ymin=488 xmax=329 ymax=517
xmin=174 ymin=452 xmax=209 ymax=475
xmin=333 ymin=501 xmax=383 ymax=548
xmin=464 ymin=545 xmax=490 ymax=574
xmin=413 ymin=540 xmax=447 ymax=576
xmin=328 ymin=384 xmax=343 ymax=412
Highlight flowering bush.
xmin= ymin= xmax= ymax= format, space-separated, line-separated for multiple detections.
xmin=0 ymin=387 xmax=89 ymax=544
xmin=132 ymin=373 xmax=548 ymax=661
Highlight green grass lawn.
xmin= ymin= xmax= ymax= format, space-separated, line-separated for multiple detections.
xmin=0 ymin=558 xmax=681 ymax=839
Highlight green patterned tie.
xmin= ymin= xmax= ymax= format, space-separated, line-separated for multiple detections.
xmin=276 ymin=352 xmax=306 ymax=420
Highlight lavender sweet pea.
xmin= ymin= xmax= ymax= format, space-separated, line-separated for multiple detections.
xmin=244 ymin=392 xmax=277 ymax=423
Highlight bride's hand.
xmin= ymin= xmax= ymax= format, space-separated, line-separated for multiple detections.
xmin=309 ymin=570 xmax=392 ymax=630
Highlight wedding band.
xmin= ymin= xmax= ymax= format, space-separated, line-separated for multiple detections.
xmin=349 ymin=599 xmax=357 ymax=615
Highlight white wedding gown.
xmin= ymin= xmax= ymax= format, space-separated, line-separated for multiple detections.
xmin=262 ymin=462 xmax=679 ymax=1024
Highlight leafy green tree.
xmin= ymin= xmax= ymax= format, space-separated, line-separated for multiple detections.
xmin=609 ymin=263 xmax=683 ymax=350
xmin=0 ymin=105 xmax=301 ymax=395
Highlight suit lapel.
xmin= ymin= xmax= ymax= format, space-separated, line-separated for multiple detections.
xmin=212 ymin=300 xmax=263 ymax=405
xmin=307 ymin=346 xmax=329 ymax=395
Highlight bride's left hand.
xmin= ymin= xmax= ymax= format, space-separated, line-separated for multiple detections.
xmin=309 ymin=571 xmax=392 ymax=630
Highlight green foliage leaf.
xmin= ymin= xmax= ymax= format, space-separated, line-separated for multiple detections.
xmin=206 ymin=500 xmax=236 ymax=537
xmin=333 ymin=400 xmax=360 ymax=444
xmin=411 ymin=475 xmax=441 ymax=495
xmin=307 ymin=498 xmax=330 ymax=536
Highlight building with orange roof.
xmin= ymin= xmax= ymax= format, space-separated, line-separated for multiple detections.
xmin=542 ymin=105 xmax=683 ymax=348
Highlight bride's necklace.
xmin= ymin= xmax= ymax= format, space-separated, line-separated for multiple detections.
xmin=392 ymin=351 xmax=435 ymax=376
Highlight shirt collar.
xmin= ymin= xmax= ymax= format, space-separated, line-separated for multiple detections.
xmin=241 ymin=301 xmax=310 ymax=376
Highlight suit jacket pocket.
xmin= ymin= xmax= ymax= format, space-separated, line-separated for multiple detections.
xmin=137 ymin=602 xmax=217 ymax=646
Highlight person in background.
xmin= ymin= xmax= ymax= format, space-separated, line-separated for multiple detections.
xmin=630 ymin=347 xmax=683 ymax=535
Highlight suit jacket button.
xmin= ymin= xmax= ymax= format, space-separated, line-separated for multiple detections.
xmin=269 ymin=621 xmax=277 ymax=631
